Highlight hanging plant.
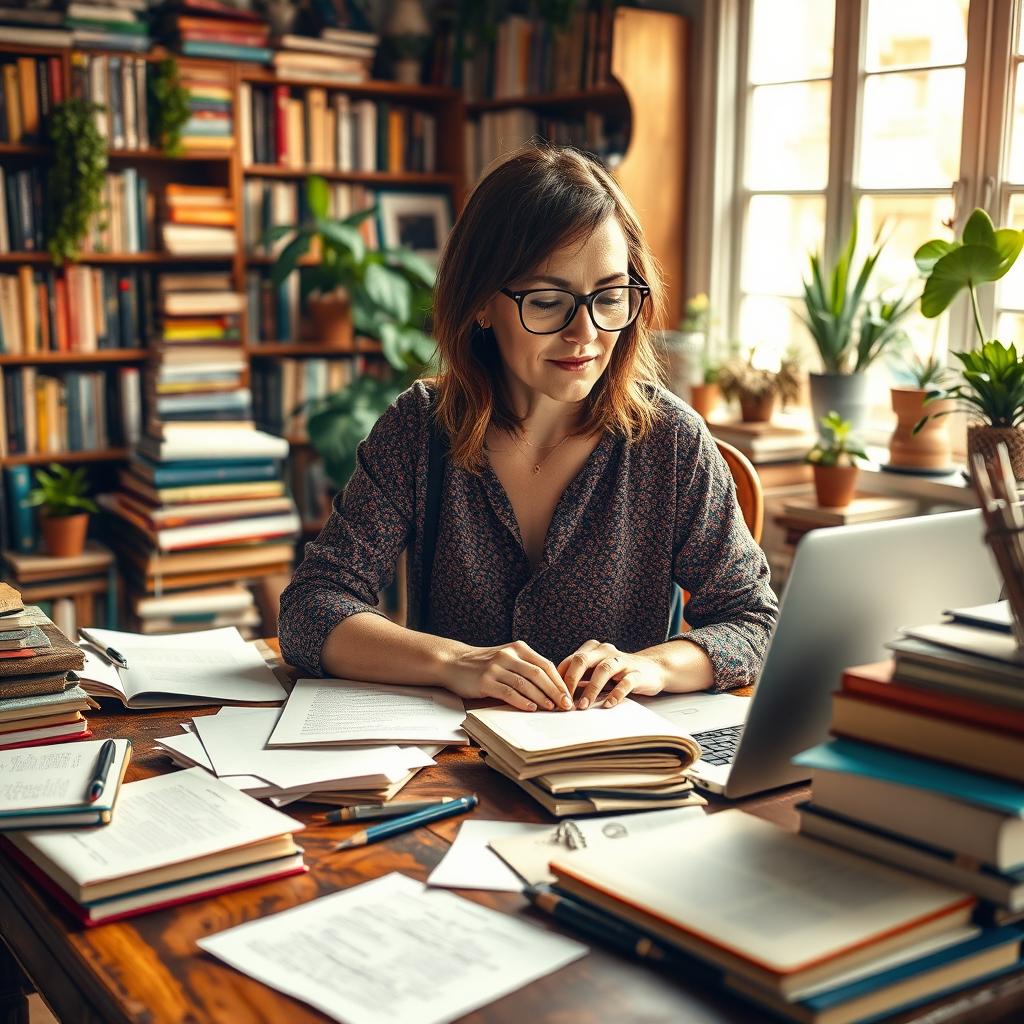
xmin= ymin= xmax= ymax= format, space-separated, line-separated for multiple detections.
xmin=46 ymin=99 xmax=108 ymax=265
xmin=150 ymin=58 xmax=190 ymax=156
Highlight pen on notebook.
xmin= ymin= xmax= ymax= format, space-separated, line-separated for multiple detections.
xmin=331 ymin=794 xmax=478 ymax=851
xmin=323 ymin=797 xmax=464 ymax=824
xmin=80 ymin=630 xmax=129 ymax=670
xmin=87 ymin=739 xmax=117 ymax=803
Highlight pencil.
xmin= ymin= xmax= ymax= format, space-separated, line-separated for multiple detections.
xmin=331 ymin=794 xmax=478 ymax=851
xmin=323 ymin=797 xmax=463 ymax=824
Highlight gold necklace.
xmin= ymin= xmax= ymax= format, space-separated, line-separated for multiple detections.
xmin=508 ymin=430 xmax=570 ymax=474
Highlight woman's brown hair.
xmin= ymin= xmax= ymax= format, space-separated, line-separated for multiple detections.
xmin=431 ymin=143 xmax=667 ymax=472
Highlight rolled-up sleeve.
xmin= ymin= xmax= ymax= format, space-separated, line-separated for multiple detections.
xmin=278 ymin=386 xmax=424 ymax=674
xmin=670 ymin=414 xmax=778 ymax=691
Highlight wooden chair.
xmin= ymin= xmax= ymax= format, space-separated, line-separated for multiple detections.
xmin=669 ymin=438 xmax=765 ymax=633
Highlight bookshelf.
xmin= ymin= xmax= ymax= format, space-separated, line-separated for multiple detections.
xmin=0 ymin=37 xmax=465 ymax=632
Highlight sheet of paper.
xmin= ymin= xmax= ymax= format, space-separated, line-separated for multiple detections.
xmin=78 ymin=626 xmax=287 ymax=704
xmin=198 ymin=872 xmax=586 ymax=1024
xmin=76 ymin=645 xmax=126 ymax=698
xmin=268 ymin=679 xmax=467 ymax=747
xmin=193 ymin=708 xmax=433 ymax=790
xmin=489 ymin=805 xmax=707 ymax=887
xmin=7 ymin=767 xmax=303 ymax=887
xmin=427 ymin=820 xmax=551 ymax=892
xmin=638 ymin=691 xmax=749 ymax=735
xmin=0 ymin=739 xmax=131 ymax=813
xmin=152 ymin=733 xmax=268 ymax=793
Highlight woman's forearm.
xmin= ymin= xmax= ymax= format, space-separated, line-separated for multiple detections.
xmin=635 ymin=638 xmax=715 ymax=693
xmin=320 ymin=611 xmax=471 ymax=686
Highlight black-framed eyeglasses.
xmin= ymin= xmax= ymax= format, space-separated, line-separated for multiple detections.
xmin=499 ymin=275 xmax=650 ymax=335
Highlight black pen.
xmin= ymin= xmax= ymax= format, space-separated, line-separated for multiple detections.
xmin=87 ymin=739 xmax=117 ymax=803
xmin=80 ymin=630 xmax=130 ymax=670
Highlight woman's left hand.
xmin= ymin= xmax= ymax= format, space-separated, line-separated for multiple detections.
xmin=557 ymin=641 xmax=668 ymax=710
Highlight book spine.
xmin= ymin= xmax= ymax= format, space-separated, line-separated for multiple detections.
xmin=4 ymin=465 xmax=36 ymax=553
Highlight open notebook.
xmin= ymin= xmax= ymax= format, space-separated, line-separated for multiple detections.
xmin=76 ymin=626 xmax=287 ymax=708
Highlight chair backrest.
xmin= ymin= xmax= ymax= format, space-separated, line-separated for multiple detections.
xmin=714 ymin=437 xmax=764 ymax=544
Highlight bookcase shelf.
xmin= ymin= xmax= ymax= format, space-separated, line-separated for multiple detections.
xmin=0 ymin=350 xmax=148 ymax=366
xmin=4 ymin=448 xmax=129 ymax=467
xmin=243 ymin=165 xmax=458 ymax=186
xmin=466 ymin=85 xmax=626 ymax=114
xmin=0 ymin=143 xmax=50 ymax=158
xmin=0 ymin=253 xmax=232 ymax=265
xmin=107 ymin=149 xmax=233 ymax=163
xmin=239 ymin=69 xmax=459 ymax=103
xmin=249 ymin=343 xmax=374 ymax=357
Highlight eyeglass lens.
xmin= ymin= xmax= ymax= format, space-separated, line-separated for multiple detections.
xmin=521 ymin=286 xmax=643 ymax=333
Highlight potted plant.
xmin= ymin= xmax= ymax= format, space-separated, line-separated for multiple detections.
xmin=887 ymin=345 xmax=955 ymax=472
xmin=914 ymin=208 xmax=1024 ymax=478
xmin=24 ymin=463 xmax=99 ymax=558
xmin=716 ymin=350 xmax=802 ymax=423
xmin=801 ymin=211 xmax=916 ymax=433
xmin=805 ymin=411 xmax=868 ymax=508
xmin=657 ymin=292 xmax=712 ymax=407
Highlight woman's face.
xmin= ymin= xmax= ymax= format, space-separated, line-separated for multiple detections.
xmin=481 ymin=216 xmax=631 ymax=408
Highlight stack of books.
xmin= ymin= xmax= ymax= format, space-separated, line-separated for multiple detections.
xmin=177 ymin=62 xmax=235 ymax=153
xmin=709 ymin=418 xmax=817 ymax=464
xmin=0 ymin=586 xmax=94 ymax=751
xmin=67 ymin=1 xmax=152 ymax=53
xmin=0 ymin=4 xmax=72 ymax=48
xmin=0 ymin=54 xmax=66 ymax=145
xmin=793 ymin=601 xmax=1024 ymax=928
xmin=462 ymin=700 xmax=704 ymax=816
xmin=272 ymin=26 xmax=378 ymax=83
xmin=547 ymin=809 xmax=1023 ymax=1023
xmin=161 ymin=192 xmax=235 ymax=256
xmin=1 ymin=768 xmax=307 ymax=924
xmin=163 ymin=0 xmax=270 ymax=63
xmin=775 ymin=495 xmax=918 ymax=549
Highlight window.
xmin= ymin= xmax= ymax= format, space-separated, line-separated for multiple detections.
xmin=718 ymin=0 xmax=1022 ymax=426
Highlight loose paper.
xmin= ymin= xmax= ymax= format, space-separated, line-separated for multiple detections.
xmin=198 ymin=872 xmax=586 ymax=1024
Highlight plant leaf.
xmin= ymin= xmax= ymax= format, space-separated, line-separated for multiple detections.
xmin=306 ymin=175 xmax=330 ymax=220
xmin=920 ymin=244 xmax=1004 ymax=317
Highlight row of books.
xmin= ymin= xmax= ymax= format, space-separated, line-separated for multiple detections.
xmin=451 ymin=1 xmax=617 ymax=101
xmin=0 ymin=266 xmax=154 ymax=354
xmin=83 ymin=168 xmax=153 ymax=254
xmin=241 ymin=85 xmax=438 ymax=175
xmin=465 ymin=110 xmax=626 ymax=184
xmin=71 ymin=52 xmax=150 ymax=150
xmin=0 ymin=54 xmax=64 ymax=144
xmin=0 ymin=365 xmax=142 ymax=458
xmin=252 ymin=356 xmax=357 ymax=439
xmin=0 ymin=167 xmax=46 ymax=253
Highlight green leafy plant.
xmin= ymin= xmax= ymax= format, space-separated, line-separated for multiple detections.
xmin=46 ymin=99 xmax=108 ymax=265
xmin=914 ymin=209 xmax=1024 ymax=430
xmin=801 ymin=211 xmax=916 ymax=374
xmin=25 ymin=464 xmax=99 ymax=518
xmin=271 ymin=176 xmax=439 ymax=489
xmin=902 ymin=348 xmax=948 ymax=390
xmin=717 ymin=351 xmax=802 ymax=404
xmin=149 ymin=58 xmax=190 ymax=156
xmin=805 ymin=411 xmax=868 ymax=467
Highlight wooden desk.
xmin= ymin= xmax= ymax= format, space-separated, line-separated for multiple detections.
xmin=2 ymin=648 xmax=1024 ymax=1024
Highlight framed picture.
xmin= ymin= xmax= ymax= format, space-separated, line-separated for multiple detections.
xmin=376 ymin=191 xmax=453 ymax=265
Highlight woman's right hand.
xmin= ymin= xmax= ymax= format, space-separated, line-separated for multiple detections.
xmin=443 ymin=640 xmax=574 ymax=712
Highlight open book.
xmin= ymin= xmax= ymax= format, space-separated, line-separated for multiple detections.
xmin=76 ymin=626 xmax=287 ymax=708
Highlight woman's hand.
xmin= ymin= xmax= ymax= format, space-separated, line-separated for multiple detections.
xmin=443 ymin=640 xmax=575 ymax=712
xmin=558 ymin=640 xmax=668 ymax=709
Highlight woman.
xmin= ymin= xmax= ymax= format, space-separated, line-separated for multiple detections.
xmin=279 ymin=144 xmax=777 ymax=712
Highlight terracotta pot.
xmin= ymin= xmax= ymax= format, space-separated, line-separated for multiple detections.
xmin=967 ymin=424 xmax=1024 ymax=480
xmin=813 ymin=464 xmax=859 ymax=508
xmin=888 ymin=388 xmax=955 ymax=471
xmin=307 ymin=292 xmax=354 ymax=349
xmin=739 ymin=391 xmax=775 ymax=423
xmin=39 ymin=512 xmax=89 ymax=557
xmin=688 ymin=382 xmax=720 ymax=420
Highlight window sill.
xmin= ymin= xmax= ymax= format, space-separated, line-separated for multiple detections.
xmin=856 ymin=447 xmax=977 ymax=507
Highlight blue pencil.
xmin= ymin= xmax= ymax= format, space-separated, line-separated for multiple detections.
xmin=331 ymin=794 xmax=478 ymax=851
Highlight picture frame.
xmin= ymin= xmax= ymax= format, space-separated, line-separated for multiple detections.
xmin=376 ymin=191 xmax=453 ymax=265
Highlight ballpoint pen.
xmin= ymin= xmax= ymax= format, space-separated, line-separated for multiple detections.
xmin=87 ymin=739 xmax=117 ymax=803
xmin=79 ymin=630 xmax=130 ymax=670
xmin=322 ymin=796 xmax=464 ymax=823
xmin=331 ymin=794 xmax=478 ymax=851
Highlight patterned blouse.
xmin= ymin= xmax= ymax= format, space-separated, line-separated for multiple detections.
xmin=279 ymin=380 xmax=778 ymax=692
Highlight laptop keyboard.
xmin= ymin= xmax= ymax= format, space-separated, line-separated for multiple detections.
xmin=691 ymin=724 xmax=743 ymax=766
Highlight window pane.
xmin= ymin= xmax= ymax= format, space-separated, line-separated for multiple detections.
xmin=864 ymin=0 xmax=968 ymax=72
xmin=749 ymin=0 xmax=834 ymax=84
xmin=738 ymin=294 xmax=811 ymax=362
xmin=997 ymin=311 xmax=1024 ymax=344
xmin=999 ymin=193 xmax=1024 ymax=309
xmin=858 ymin=69 xmax=965 ymax=188
xmin=1005 ymin=71 xmax=1024 ymax=184
xmin=747 ymin=82 xmax=831 ymax=189
xmin=741 ymin=194 xmax=825 ymax=296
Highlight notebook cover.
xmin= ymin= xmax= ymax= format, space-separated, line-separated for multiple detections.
xmin=0 ymin=620 xmax=84 ymax=678
xmin=0 ymin=583 xmax=24 ymax=615
xmin=0 ymin=729 xmax=92 ymax=752
xmin=0 ymin=671 xmax=76 ymax=700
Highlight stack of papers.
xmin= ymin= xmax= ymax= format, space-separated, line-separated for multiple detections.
xmin=463 ymin=699 xmax=705 ymax=816
xmin=155 ymin=706 xmax=439 ymax=806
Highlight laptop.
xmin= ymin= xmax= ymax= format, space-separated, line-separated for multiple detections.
xmin=643 ymin=508 xmax=1001 ymax=799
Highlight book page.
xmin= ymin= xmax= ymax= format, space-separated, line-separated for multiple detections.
xmin=198 ymin=872 xmax=586 ymax=1024
xmin=8 ymin=767 xmax=303 ymax=887
xmin=76 ymin=645 xmax=127 ymax=700
xmin=80 ymin=627 xmax=287 ymax=704
xmin=268 ymin=679 xmax=467 ymax=747
xmin=0 ymin=739 xmax=130 ymax=813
